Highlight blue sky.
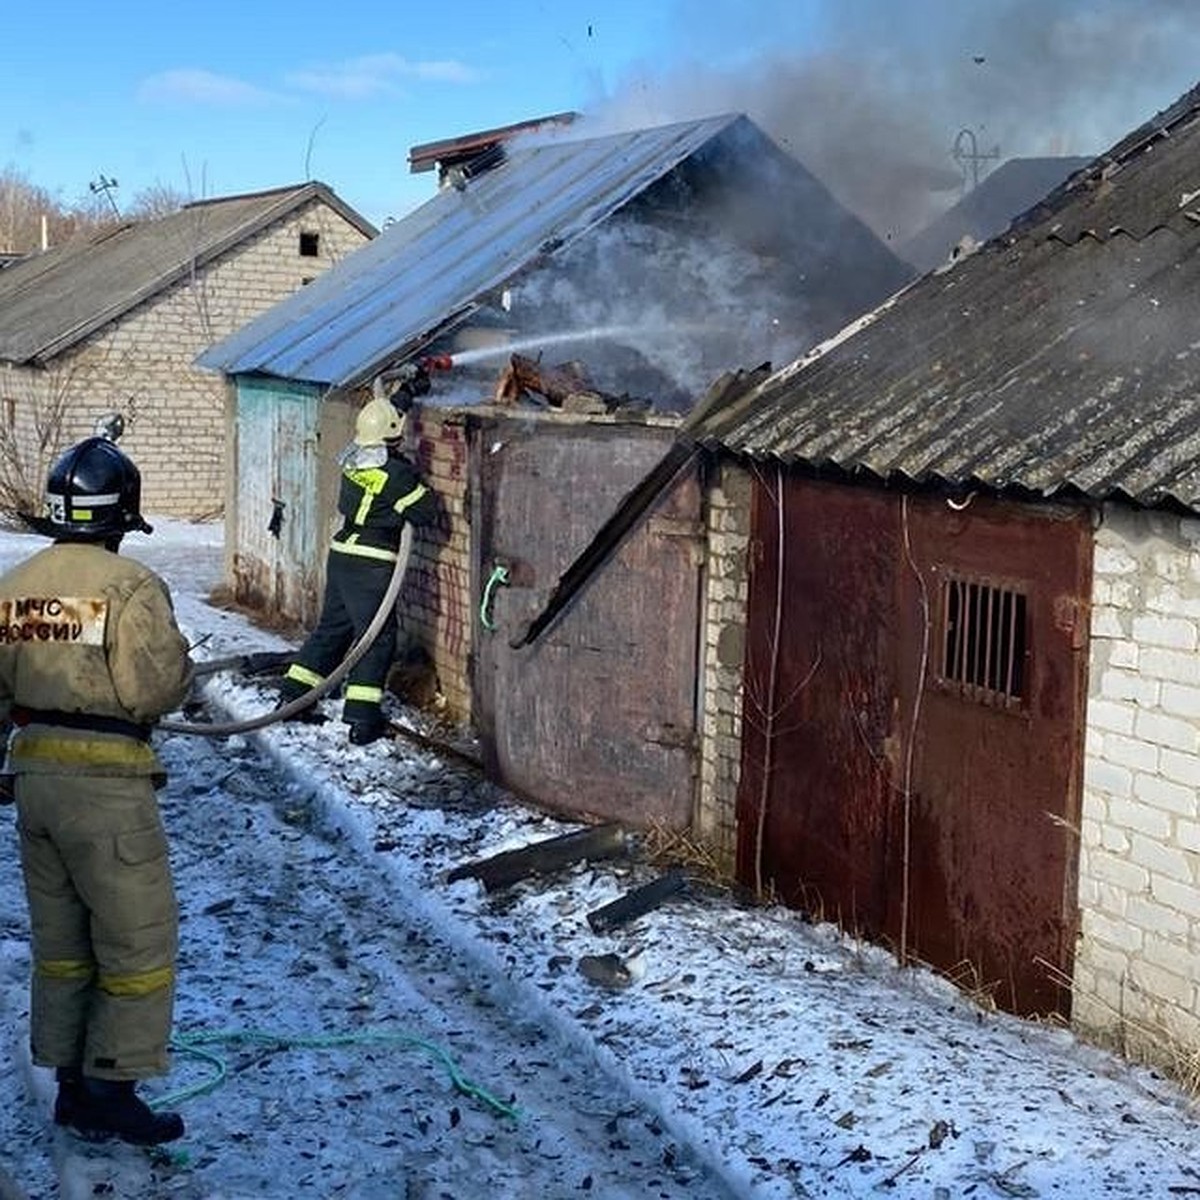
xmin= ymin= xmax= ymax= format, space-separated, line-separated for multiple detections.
xmin=6 ymin=1 xmax=1200 ymax=232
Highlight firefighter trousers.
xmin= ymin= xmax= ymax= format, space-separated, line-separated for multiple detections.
xmin=282 ymin=550 xmax=399 ymax=726
xmin=15 ymin=772 xmax=178 ymax=1080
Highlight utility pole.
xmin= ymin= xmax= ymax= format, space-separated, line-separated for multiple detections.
xmin=89 ymin=173 xmax=121 ymax=219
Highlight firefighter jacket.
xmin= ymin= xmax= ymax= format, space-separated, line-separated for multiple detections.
xmin=0 ymin=542 xmax=193 ymax=777
xmin=329 ymin=446 xmax=436 ymax=563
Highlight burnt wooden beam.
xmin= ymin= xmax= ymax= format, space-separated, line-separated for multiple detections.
xmin=513 ymin=353 xmax=592 ymax=405
xmin=586 ymin=869 xmax=688 ymax=933
xmin=192 ymin=649 xmax=293 ymax=679
xmin=383 ymin=719 xmax=484 ymax=774
xmin=495 ymin=352 xmax=613 ymax=409
xmin=447 ymin=822 xmax=629 ymax=892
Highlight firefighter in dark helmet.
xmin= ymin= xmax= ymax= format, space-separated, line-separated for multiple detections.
xmin=0 ymin=435 xmax=193 ymax=1145
xmin=278 ymin=392 xmax=436 ymax=744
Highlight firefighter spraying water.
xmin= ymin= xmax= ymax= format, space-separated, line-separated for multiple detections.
xmin=273 ymin=379 xmax=437 ymax=744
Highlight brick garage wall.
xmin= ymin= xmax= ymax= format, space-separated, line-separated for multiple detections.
xmin=696 ymin=458 xmax=752 ymax=867
xmin=1076 ymin=503 xmax=1200 ymax=1062
xmin=399 ymin=406 xmax=472 ymax=722
xmin=4 ymin=201 xmax=369 ymax=520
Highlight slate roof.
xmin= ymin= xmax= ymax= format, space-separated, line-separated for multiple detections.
xmin=899 ymin=156 xmax=1094 ymax=272
xmin=701 ymin=81 xmax=1200 ymax=515
xmin=198 ymin=113 xmax=910 ymax=392
xmin=0 ymin=183 xmax=375 ymax=365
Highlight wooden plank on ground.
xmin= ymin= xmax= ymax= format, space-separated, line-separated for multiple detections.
xmin=587 ymin=869 xmax=688 ymax=932
xmin=447 ymin=822 xmax=629 ymax=892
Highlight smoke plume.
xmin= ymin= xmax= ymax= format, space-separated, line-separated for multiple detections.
xmin=579 ymin=0 xmax=1200 ymax=243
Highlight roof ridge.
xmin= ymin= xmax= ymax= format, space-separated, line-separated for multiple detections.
xmin=184 ymin=181 xmax=323 ymax=210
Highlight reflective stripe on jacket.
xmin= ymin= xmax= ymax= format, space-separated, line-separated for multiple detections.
xmin=9 ymin=728 xmax=161 ymax=776
xmin=330 ymin=453 xmax=434 ymax=559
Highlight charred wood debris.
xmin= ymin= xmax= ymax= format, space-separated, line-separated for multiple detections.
xmin=492 ymin=353 xmax=651 ymax=416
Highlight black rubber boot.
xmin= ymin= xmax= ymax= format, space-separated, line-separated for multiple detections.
xmin=65 ymin=1078 xmax=185 ymax=1145
xmin=53 ymin=1066 xmax=84 ymax=1126
xmin=348 ymin=714 xmax=387 ymax=745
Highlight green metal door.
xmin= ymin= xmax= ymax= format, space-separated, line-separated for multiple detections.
xmin=233 ymin=376 xmax=324 ymax=624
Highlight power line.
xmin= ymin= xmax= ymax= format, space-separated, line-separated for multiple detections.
xmin=89 ymin=173 xmax=121 ymax=219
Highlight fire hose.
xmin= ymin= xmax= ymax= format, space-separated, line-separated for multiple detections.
xmin=158 ymin=525 xmax=412 ymax=738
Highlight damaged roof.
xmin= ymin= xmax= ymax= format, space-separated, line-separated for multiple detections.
xmin=408 ymin=111 xmax=580 ymax=176
xmin=701 ymin=81 xmax=1200 ymax=514
xmin=198 ymin=114 xmax=800 ymax=390
xmin=0 ymin=183 xmax=375 ymax=365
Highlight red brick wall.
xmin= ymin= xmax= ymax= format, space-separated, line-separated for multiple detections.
xmin=400 ymin=407 xmax=472 ymax=721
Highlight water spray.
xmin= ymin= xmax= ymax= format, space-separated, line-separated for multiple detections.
xmin=446 ymin=323 xmax=716 ymax=367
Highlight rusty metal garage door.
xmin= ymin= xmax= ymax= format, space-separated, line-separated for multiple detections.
xmin=471 ymin=416 xmax=703 ymax=828
xmin=737 ymin=476 xmax=1090 ymax=1017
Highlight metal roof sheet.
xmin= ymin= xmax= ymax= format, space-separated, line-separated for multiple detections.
xmin=197 ymin=115 xmax=750 ymax=389
xmin=0 ymin=183 xmax=374 ymax=364
xmin=702 ymin=83 xmax=1200 ymax=513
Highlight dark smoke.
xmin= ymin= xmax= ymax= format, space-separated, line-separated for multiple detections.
xmin=580 ymin=0 xmax=1200 ymax=243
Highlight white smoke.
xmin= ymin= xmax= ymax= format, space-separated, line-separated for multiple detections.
xmin=575 ymin=0 xmax=1200 ymax=242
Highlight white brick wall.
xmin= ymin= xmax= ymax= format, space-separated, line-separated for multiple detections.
xmin=1 ymin=200 xmax=370 ymax=519
xmin=695 ymin=460 xmax=752 ymax=867
xmin=1078 ymin=503 xmax=1200 ymax=1059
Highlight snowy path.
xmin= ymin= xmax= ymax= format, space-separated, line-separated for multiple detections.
xmin=2 ymin=522 xmax=1200 ymax=1198
xmin=0 ymin=730 xmax=728 ymax=1199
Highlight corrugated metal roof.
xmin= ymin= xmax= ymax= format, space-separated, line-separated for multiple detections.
xmin=0 ymin=183 xmax=375 ymax=364
xmin=702 ymin=82 xmax=1200 ymax=514
xmin=197 ymin=115 xmax=748 ymax=389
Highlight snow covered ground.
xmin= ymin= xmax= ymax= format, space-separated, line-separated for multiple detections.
xmin=1 ymin=518 xmax=1200 ymax=1199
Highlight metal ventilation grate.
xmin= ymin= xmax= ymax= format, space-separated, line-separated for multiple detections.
xmin=939 ymin=574 xmax=1028 ymax=707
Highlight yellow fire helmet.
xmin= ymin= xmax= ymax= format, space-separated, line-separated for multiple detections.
xmin=355 ymin=397 xmax=406 ymax=447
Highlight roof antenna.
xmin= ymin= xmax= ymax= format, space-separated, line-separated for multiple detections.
xmin=952 ymin=129 xmax=1000 ymax=193
xmin=304 ymin=116 xmax=327 ymax=180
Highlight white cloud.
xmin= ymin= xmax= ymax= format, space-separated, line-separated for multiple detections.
xmin=285 ymin=52 xmax=479 ymax=100
xmin=138 ymin=69 xmax=287 ymax=106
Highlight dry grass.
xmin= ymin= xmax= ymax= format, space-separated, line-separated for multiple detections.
xmin=1078 ymin=1012 xmax=1200 ymax=1100
xmin=1032 ymin=956 xmax=1200 ymax=1101
xmin=640 ymin=820 xmax=736 ymax=890
xmin=633 ymin=830 xmax=1200 ymax=1102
